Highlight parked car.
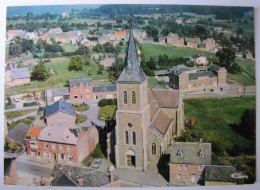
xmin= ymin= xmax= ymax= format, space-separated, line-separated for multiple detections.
xmin=13 ymin=97 xmax=20 ymax=102
xmin=92 ymin=159 xmax=102 ymax=169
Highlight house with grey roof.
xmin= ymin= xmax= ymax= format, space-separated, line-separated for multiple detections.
xmin=11 ymin=68 xmax=30 ymax=86
xmin=98 ymin=34 xmax=110 ymax=44
xmin=189 ymin=54 xmax=208 ymax=65
xmin=45 ymin=100 xmax=76 ymax=127
xmin=51 ymin=164 xmax=120 ymax=187
xmin=169 ymin=64 xmax=227 ymax=92
xmin=167 ymin=140 xmax=212 ymax=185
xmin=37 ymin=126 xmax=99 ymax=163
xmin=6 ymin=122 xmax=30 ymax=147
xmin=93 ymin=85 xmax=117 ymax=100
xmin=45 ymin=87 xmax=70 ymax=106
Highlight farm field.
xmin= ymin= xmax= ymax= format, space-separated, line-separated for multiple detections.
xmin=5 ymin=56 xmax=109 ymax=96
xmin=184 ymin=95 xmax=256 ymax=153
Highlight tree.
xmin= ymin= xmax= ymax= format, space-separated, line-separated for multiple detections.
xmin=238 ymin=109 xmax=256 ymax=140
xmin=31 ymin=63 xmax=49 ymax=81
xmin=216 ymin=48 xmax=239 ymax=73
xmin=68 ymin=56 xmax=84 ymax=71
xmin=9 ymin=43 xmax=22 ymax=56
xmin=75 ymin=45 xmax=90 ymax=55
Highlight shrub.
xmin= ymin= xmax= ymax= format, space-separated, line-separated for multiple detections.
xmin=23 ymin=102 xmax=39 ymax=107
xmin=98 ymin=98 xmax=117 ymax=107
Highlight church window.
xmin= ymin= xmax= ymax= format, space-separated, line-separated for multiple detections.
xmin=123 ymin=91 xmax=127 ymax=104
xmin=128 ymin=123 xmax=132 ymax=128
xmin=133 ymin=132 xmax=136 ymax=145
xmin=132 ymin=91 xmax=136 ymax=104
xmin=152 ymin=143 xmax=156 ymax=155
xmin=125 ymin=131 xmax=129 ymax=144
xmin=178 ymin=174 xmax=181 ymax=179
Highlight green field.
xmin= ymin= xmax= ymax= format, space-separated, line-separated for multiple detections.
xmin=5 ymin=109 xmax=37 ymax=120
xmin=235 ymin=58 xmax=255 ymax=79
xmin=5 ymin=56 xmax=109 ymax=96
xmin=184 ymin=95 xmax=256 ymax=153
xmin=140 ymin=43 xmax=216 ymax=60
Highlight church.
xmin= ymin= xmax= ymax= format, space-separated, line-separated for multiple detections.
xmin=114 ymin=30 xmax=184 ymax=171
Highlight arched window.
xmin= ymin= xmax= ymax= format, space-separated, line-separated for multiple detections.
xmin=152 ymin=143 xmax=156 ymax=155
xmin=123 ymin=91 xmax=127 ymax=104
xmin=132 ymin=91 xmax=136 ymax=104
xmin=133 ymin=132 xmax=136 ymax=145
xmin=125 ymin=131 xmax=129 ymax=144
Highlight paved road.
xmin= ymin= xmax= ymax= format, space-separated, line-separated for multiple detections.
xmin=5 ymin=105 xmax=40 ymax=113
xmin=76 ymin=105 xmax=105 ymax=127
xmin=183 ymin=92 xmax=256 ymax=99
xmin=7 ymin=111 xmax=38 ymax=124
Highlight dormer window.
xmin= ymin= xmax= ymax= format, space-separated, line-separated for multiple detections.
xmin=177 ymin=149 xmax=183 ymax=157
xmin=198 ymin=150 xmax=204 ymax=157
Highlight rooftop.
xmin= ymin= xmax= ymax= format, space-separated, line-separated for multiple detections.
xmin=11 ymin=68 xmax=30 ymax=79
xmin=117 ymin=29 xmax=147 ymax=83
xmin=26 ymin=127 xmax=42 ymax=138
xmin=166 ymin=141 xmax=212 ymax=165
xmin=45 ymin=100 xmax=76 ymax=118
xmin=208 ymin=64 xmax=222 ymax=72
xmin=69 ymin=78 xmax=92 ymax=88
xmin=189 ymin=71 xmax=216 ymax=80
xmin=6 ymin=122 xmax=30 ymax=146
xmin=93 ymin=85 xmax=117 ymax=93
xmin=151 ymin=88 xmax=179 ymax=108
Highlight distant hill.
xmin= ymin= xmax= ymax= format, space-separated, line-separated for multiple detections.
xmin=7 ymin=4 xmax=100 ymax=17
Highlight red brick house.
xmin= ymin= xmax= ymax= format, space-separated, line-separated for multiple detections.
xmin=25 ymin=127 xmax=42 ymax=157
xmin=69 ymin=78 xmax=95 ymax=103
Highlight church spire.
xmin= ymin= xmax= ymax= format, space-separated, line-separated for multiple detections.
xmin=117 ymin=29 xmax=147 ymax=83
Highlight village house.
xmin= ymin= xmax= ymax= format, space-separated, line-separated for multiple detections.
xmin=80 ymin=38 xmax=97 ymax=47
xmin=25 ymin=32 xmax=38 ymax=42
xmin=33 ymin=126 xmax=98 ymax=163
xmin=42 ymin=29 xmax=81 ymax=44
xmin=11 ymin=67 xmax=30 ymax=86
xmin=45 ymin=100 xmax=76 ymax=127
xmin=236 ymin=52 xmax=243 ymax=58
xmin=167 ymin=140 xmax=211 ymax=185
xmin=165 ymin=33 xmax=185 ymax=47
xmin=69 ymin=78 xmax=94 ymax=103
xmin=168 ymin=64 xmax=227 ymax=92
xmin=245 ymin=51 xmax=254 ymax=60
xmin=133 ymin=29 xmax=147 ymax=42
xmin=45 ymin=87 xmax=70 ymax=106
xmin=98 ymin=34 xmax=110 ymax=44
xmin=189 ymin=54 xmax=208 ymax=65
xmin=4 ymin=154 xmax=18 ymax=185
xmin=185 ymin=38 xmax=201 ymax=48
xmin=6 ymin=30 xmax=26 ymax=42
xmin=25 ymin=127 xmax=42 ymax=157
xmin=6 ymin=122 xmax=31 ymax=148
xmin=198 ymin=38 xmax=216 ymax=51
xmin=51 ymin=164 xmax=120 ymax=187
xmin=175 ymin=18 xmax=183 ymax=24
xmin=93 ymin=85 xmax=117 ymax=100
xmin=113 ymin=30 xmax=184 ymax=171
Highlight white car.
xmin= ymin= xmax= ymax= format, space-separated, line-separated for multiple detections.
xmin=92 ymin=160 xmax=102 ymax=169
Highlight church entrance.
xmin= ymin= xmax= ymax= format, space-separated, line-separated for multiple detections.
xmin=126 ymin=149 xmax=136 ymax=167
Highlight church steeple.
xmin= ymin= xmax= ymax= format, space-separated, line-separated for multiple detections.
xmin=117 ymin=29 xmax=147 ymax=83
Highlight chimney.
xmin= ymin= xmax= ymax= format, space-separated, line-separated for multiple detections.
xmin=110 ymin=173 xmax=114 ymax=183
xmin=77 ymin=178 xmax=83 ymax=186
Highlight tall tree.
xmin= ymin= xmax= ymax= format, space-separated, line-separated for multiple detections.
xmin=31 ymin=63 xmax=49 ymax=81
xmin=68 ymin=56 xmax=84 ymax=71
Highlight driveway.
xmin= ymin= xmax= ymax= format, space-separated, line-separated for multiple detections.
xmin=76 ymin=105 xmax=105 ymax=128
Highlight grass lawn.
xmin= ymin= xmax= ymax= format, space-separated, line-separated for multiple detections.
xmin=228 ymin=73 xmax=255 ymax=85
xmin=8 ymin=116 xmax=35 ymax=131
xmin=73 ymin=105 xmax=89 ymax=112
xmin=5 ymin=56 xmax=109 ymax=96
xmin=82 ymin=144 xmax=106 ymax=167
xmin=184 ymin=95 xmax=256 ymax=153
xmin=148 ymin=77 xmax=159 ymax=88
xmin=62 ymin=43 xmax=76 ymax=52
xmin=5 ymin=109 xmax=37 ymax=120
xmin=98 ymin=105 xmax=117 ymax=121
xmin=140 ymin=43 xmax=216 ymax=60
xmin=76 ymin=114 xmax=87 ymax=124
xmin=235 ymin=58 xmax=255 ymax=79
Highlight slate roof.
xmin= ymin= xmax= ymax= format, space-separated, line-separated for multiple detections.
xmin=190 ymin=54 xmax=205 ymax=59
xmin=198 ymin=42 xmax=206 ymax=48
xmin=38 ymin=126 xmax=80 ymax=145
xmin=51 ymin=164 xmax=119 ymax=187
xmin=98 ymin=33 xmax=110 ymax=41
xmin=45 ymin=87 xmax=70 ymax=102
xmin=149 ymin=109 xmax=172 ymax=138
xmin=166 ymin=142 xmax=212 ymax=165
xmin=45 ymin=100 xmax=76 ymax=118
xmin=208 ymin=64 xmax=221 ymax=72
xmin=204 ymin=165 xmax=237 ymax=183
xmin=6 ymin=122 xmax=30 ymax=146
xmin=150 ymin=89 xmax=179 ymax=108
xmin=117 ymin=29 xmax=147 ymax=83
xmin=189 ymin=71 xmax=216 ymax=80
xmin=169 ymin=64 xmax=189 ymax=76
xmin=69 ymin=78 xmax=92 ymax=88
xmin=11 ymin=68 xmax=30 ymax=79
xmin=93 ymin=85 xmax=117 ymax=93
